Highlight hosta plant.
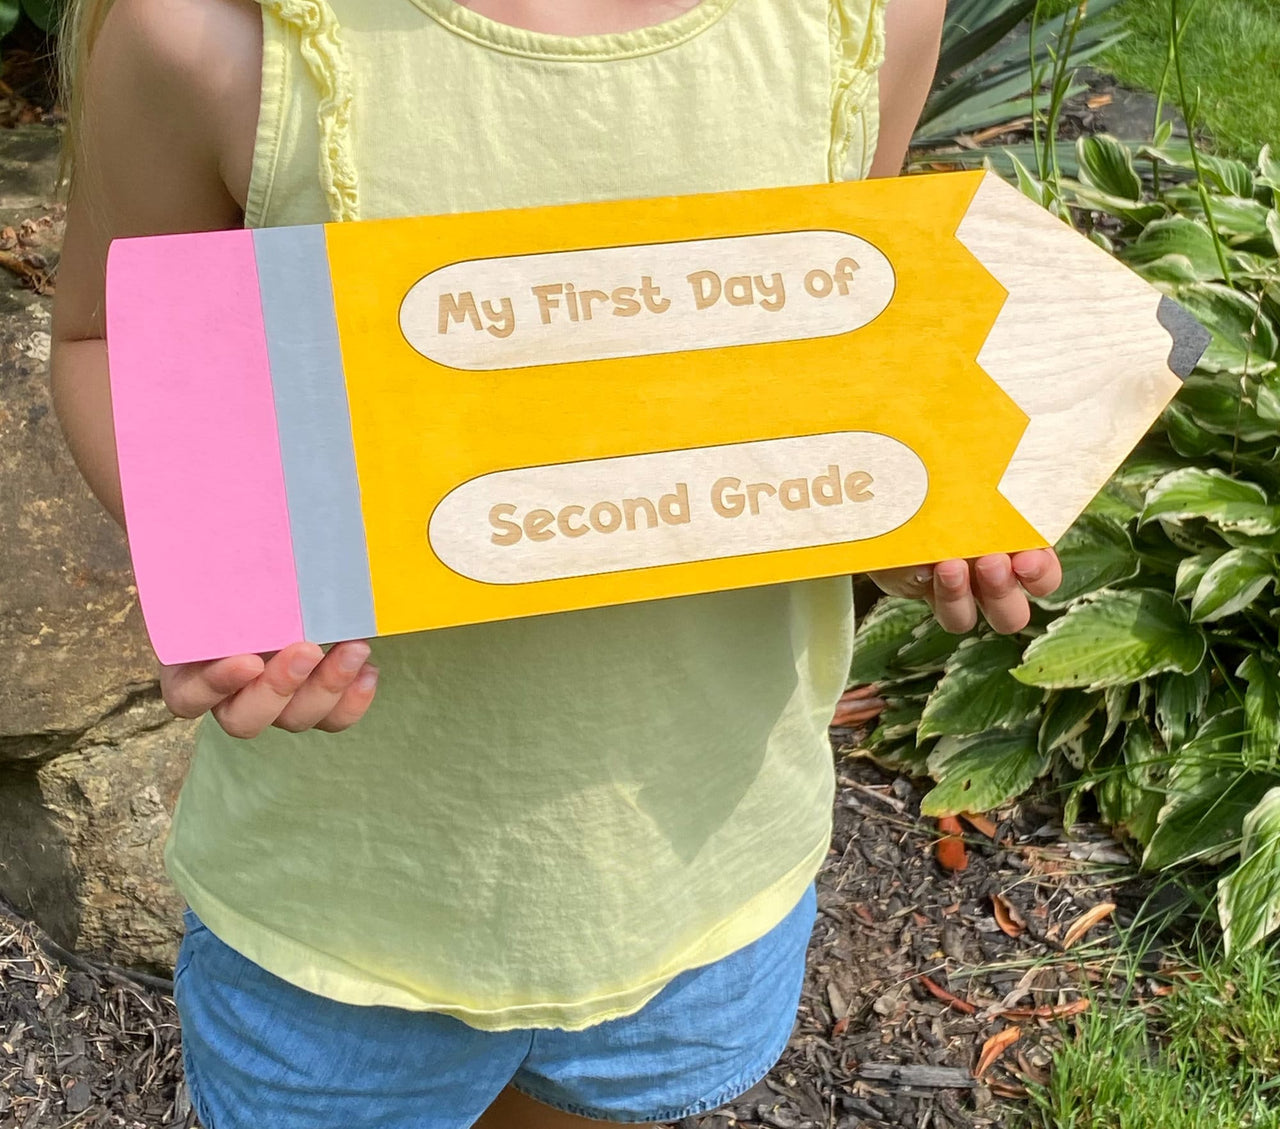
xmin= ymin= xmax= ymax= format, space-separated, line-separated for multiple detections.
xmin=852 ymin=136 xmax=1280 ymax=953
xmin=0 ymin=0 xmax=58 ymax=40
xmin=911 ymin=0 xmax=1128 ymax=178
xmin=915 ymin=0 xmax=1126 ymax=148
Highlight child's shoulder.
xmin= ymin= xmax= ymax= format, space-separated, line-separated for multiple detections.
xmin=97 ymin=0 xmax=259 ymax=85
xmin=86 ymin=0 xmax=261 ymax=209
xmin=89 ymin=0 xmax=260 ymax=154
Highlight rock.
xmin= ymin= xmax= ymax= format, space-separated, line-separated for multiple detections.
xmin=0 ymin=718 xmax=195 ymax=969
xmin=0 ymin=124 xmax=195 ymax=968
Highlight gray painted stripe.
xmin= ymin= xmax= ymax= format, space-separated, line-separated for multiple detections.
xmin=254 ymin=225 xmax=377 ymax=643
xmin=1157 ymin=295 xmax=1212 ymax=381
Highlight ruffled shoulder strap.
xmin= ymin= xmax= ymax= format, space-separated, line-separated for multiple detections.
xmin=256 ymin=0 xmax=361 ymax=220
xmin=829 ymin=0 xmax=889 ymax=182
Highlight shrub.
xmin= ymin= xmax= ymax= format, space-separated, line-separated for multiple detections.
xmin=854 ymin=135 xmax=1280 ymax=953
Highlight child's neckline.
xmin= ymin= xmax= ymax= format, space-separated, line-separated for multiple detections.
xmin=408 ymin=0 xmax=739 ymax=61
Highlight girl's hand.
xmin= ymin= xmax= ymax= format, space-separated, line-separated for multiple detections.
xmin=160 ymin=641 xmax=379 ymax=739
xmin=869 ymin=550 xmax=1062 ymax=635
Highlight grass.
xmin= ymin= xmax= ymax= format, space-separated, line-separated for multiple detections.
xmin=1021 ymin=938 xmax=1280 ymax=1129
xmin=1040 ymin=0 xmax=1280 ymax=159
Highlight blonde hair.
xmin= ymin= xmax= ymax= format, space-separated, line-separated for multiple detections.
xmin=56 ymin=0 xmax=117 ymax=193
xmin=56 ymin=0 xmax=359 ymax=220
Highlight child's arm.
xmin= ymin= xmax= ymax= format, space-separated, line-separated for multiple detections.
xmin=52 ymin=0 xmax=378 ymax=737
xmin=863 ymin=0 xmax=1063 ymax=632
xmin=868 ymin=0 xmax=947 ymax=179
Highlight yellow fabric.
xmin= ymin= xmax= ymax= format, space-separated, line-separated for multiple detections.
xmin=164 ymin=0 xmax=888 ymax=1031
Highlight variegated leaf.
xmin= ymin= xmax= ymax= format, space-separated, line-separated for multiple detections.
xmin=1012 ymin=590 xmax=1206 ymax=691
xmin=921 ymin=724 xmax=1048 ymax=818
xmin=1189 ymin=549 xmax=1275 ymax=622
xmin=1220 ymin=788 xmax=1280 ymax=953
xmin=1239 ymin=653 xmax=1280 ymax=771
xmin=918 ymin=636 xmax=1042 ymax=741
xmin=1142 ymin=468 xmax=1280 ymax=536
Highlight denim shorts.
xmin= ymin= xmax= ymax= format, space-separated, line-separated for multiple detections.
xmin=174 ymin=884 xmax=816 ymax=1127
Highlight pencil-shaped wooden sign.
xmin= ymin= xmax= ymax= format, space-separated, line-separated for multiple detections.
xmin=106 ymin=171 xmax=1207 ymax=664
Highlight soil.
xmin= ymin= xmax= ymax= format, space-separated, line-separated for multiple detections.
xmin=1 ymin=751 xmax=1172 ymax=1129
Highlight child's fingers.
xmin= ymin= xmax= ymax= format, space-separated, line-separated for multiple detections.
xmin=161 ymin=653 xmax=265 ymax=719
xmin=210 ymin=642 xmax=324 ymax=739
xmin=931 ymin=559 xmax=978 ymax=633
xmin=866 ymin=564 xmax=934 ymax=599
xmin=315 ymin=665 xmax=380 ymax=733
xmin=973 ymin=554 xmax=1031 ymax=633
xmin=1011 ymin=548 xmax=1063 ymax=598
xmin=272 ymin=641 xmax=372 ymax=733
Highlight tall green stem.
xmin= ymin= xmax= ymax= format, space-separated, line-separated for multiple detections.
xmin=1170 ymin=0 xmax=1234 ymax=288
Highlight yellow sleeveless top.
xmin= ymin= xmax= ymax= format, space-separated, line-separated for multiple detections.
xmin=164 ymin=0 xmax=887 ymax=1031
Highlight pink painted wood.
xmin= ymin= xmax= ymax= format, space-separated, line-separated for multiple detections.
xmin=106 ymin=229 xmax=303 ymax=664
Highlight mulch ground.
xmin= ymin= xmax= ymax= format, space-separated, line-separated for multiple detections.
xmin=1 ymin=747 xmax=1174 ymax=1129
xmin=0 ymin=26 xmax=60 ymax=131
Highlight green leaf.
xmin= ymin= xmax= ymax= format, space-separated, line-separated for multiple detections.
xmin=865 ymin=695 xmax=933 ymax=776
xmin=1260 ymin=145 xmax=1280 ymax=192
xmin=1102 ymin=683 xmax=1135 ymax=746
xmin=1163 ymin=517 xmax=1230 ymax=557
xmin=1041 ymin=514 xmax=1140 ymax=608
xmin=917 ymin=635 xmax=1043 ymax=741
xmin=1137 ymin=139 xmax=1197 ymax=170
xmin=1190 ymin=549 xmax=1275 ymax=622
xmin=1098 ymin=721 xmax=1163 ymax=846
xmin=849 ymin=597 xmax=932 ymax=684
xmin=1218 ymin=525 xmax=1280 ymax=555
xmin=1142 ymin=468 xmax=1280 ymax=536
xmin=1122 ymin=218 xmax=1225 ymax=282
xmin=1219 ymin=788 xmax=1280 ymax=954
xmin=1239 ymin=654 xmax=1280 ymax=772
xmin=1154 ymin=666 xmax=1211 ymax=753
xmin=1134 ymin=254 xmax=1217 ymax=286
xmin=1162 ymin=401 xmax=1227 ymax=458
xmin=21 ymin=0 xmax=57 ymax=31
xmin=1039 ymin=690 xmax=1100 ymax=758
xmin=0 ymin=0 xmax=20 ymax=36
xmin=1121 ymin=718 xmax=1159 ymax=789
xmin=867 ymin=697 xmax=927 ymax=748
xmin=1214 ymin=199 xmax=1275 ymax=245
xmin=936 ymin=0 xmax=1037 ymax=76
xmin=1256 ymin=370 xmax=1280 ymax=423
xmin=1199 ymin=154 xmax=1256 ymax=199
xmin=1131 ymin=518 xmax=1213 ymax=574
xmin=1268 ymin=209 xmax=1280 ymax=259
xmin=1066 ymin=180 xmax=1167 ymax=229
xmin=1086 ymin=481 xmax=1145 ymax=523
xmin=1143 ymin=710 xmax=1278 ymax=869
xmin=920 ymin=724 xmax=1047 ymax=817
xmin=1115 ymin=446 xmax=1187 ymax=491
xmin=1063 ymin=779 xmax=1089 ymax=832
xmin=1145 ymin=770 xmax=1268 ymax=869
xmin=1077 ymin=134 xmax=1142 ymax=201
xmin=1012 ymin=589 xmax=1206 ymax=691
xmin=860 ymin=734 xmax=933 ymax=777
xmin=1175 ymin=550 xmax=1225 ymax=601
xmin=1006 ymin=152 xmax=1048 ymax=207
xmin=917 ymin=0 xmax=1126 ymax=144
xmin=895 ymin=618 xmax=969 ymax=674
xmin=1174 ymin=374 xmax=1275 ymax=442
xmin=1176 ymin=284 xmax=1280 ymax=377
xmin=1164 ymin=189 xmax=1274 ymax=244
